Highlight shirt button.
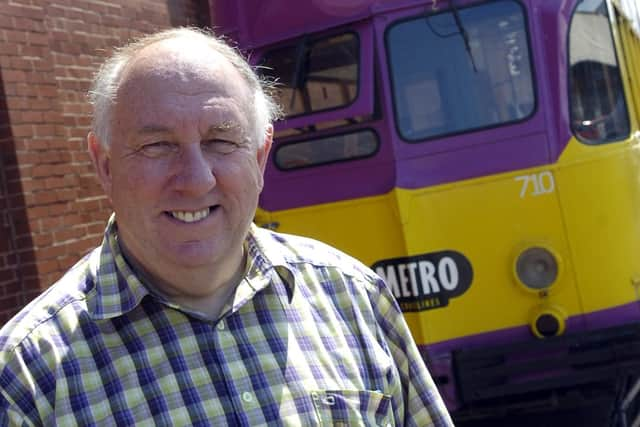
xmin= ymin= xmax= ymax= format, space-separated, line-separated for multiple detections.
xmin=242 ymin=391 xmax=253 ymax=403
xmin=216 ymin=320 xmax=225 ymax=331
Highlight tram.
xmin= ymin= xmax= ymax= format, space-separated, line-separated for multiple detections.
xmin=212 ymin=0 xmax=640 ymax=422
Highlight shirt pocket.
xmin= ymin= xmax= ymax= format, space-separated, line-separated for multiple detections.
xmin=310 ymin=389 xmax=394 ymax=427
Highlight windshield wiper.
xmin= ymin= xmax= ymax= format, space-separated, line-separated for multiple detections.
xmin=290 ymin=34 xmax=310 ymax=110
xmin=450 ymin=0 xmax=477 ymax=72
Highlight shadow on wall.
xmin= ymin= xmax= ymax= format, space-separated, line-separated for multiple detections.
xmin=0 ymin=67 xmax=37 ymax=325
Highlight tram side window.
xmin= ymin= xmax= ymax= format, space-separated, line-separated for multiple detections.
xmin=386 ymin=0 xmax=535 ymax=142
xmin=274 ymin=129 xmax=378 ymax=170
xmin=569 ymin=0 xmax=629 ymax=144
xmin=261 ymin=33 xmax=359 ymax=118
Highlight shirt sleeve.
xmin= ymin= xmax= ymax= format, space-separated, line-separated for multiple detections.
xmin=371 ymin=276 xmax=454 ymax=427
xmin=0 ymin=339 xmax=47 ymax=427
xmin=0 ymin=387 xmax=33 ymax=427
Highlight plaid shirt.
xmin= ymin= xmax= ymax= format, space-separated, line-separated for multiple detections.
xmin=0 ymin=217 xmax=453 ymax=426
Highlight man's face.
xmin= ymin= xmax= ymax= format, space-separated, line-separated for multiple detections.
xmin=90 ymin=43 xmax=271 ymax=287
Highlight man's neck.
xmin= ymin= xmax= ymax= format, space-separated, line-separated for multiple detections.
xmin=118 ymin=238 xmax=247 ymax=320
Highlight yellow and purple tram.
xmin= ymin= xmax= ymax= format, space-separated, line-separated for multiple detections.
xmin=213 ymin=0 xmax=640 ymax=422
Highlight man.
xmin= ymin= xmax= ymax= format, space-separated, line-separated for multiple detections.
xmin=0 ymin=28 xmax=453 ymax=426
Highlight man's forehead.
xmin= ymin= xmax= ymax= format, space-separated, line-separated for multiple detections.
xmin=118 ymin=39 xmax=249 ymax=97
xmin=109 ymin=38 xmax=257 ymax=143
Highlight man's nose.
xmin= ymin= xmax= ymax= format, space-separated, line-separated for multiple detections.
xmin=172 ymin=144 xmax=216 ymax=194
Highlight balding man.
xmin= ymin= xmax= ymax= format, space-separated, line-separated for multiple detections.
xmin=0 ymin=28 xmax=453 ymax=426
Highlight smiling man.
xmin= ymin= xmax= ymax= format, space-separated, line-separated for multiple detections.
xmin=0 ymin=28 xmax=452 ymax=426
xmin=89 ymin=34 xmax=270 ymax=321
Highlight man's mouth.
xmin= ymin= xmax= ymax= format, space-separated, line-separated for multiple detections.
xmin=169 ymin=207 xmax=213 ymax=223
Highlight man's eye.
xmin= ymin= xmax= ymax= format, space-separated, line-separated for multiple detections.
xmin=203 ymin=139 xmax=239 ymax=154
xmin=139 ymin=142 xmax=177 ymax=157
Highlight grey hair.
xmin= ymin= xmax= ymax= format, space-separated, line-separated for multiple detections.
xmin=87 ymin=27 xmax=281 ymax=148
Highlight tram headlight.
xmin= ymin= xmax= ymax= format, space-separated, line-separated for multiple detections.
xmin=515 ymin=247 xmax=559 ymax=290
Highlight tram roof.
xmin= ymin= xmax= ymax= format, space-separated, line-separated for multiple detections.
xmin=210 ymin=0 xmax=640 ymax=50
xmin=209 ymin=0 xmax=431 ymax=49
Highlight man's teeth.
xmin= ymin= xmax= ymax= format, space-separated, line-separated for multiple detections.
xmin=171 ymin=208 xmax=210 ymax=223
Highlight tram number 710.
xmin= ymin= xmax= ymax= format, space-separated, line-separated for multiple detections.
xmin=515 ymin=171 xmax=555 ymax=198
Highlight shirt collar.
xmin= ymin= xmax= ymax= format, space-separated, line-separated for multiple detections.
xmin=87 ymin=217 xmax=296 ymax=320
xmin=237 ymin=223 xmax=296 ymax=304
xmin=86 ymin=214 xmax=150 ymax=319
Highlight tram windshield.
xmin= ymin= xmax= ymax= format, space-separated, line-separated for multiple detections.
xmin=386 ymin=0 xmax=535 ymax=141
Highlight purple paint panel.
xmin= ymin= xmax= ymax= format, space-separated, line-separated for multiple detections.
xmin=260 ymin=153 xmax=395 ymax=211
xmin=395 ymin=129 xmax=550 ymax=189
xmin=260 ymin=123 xmax=397 ymax=211
xmin=527 ymin=0 xmax=574 ymax=161
xmin=581 ymin=301 xmax=640 ymax=330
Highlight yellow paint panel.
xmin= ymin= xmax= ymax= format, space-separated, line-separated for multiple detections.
xmin=257 ymin=195 xmax=406 ymax=266
xmin=555 ymin=137 xmax=640 ymax=313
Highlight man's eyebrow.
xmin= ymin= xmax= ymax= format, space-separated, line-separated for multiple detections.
xmin=206 ymin=121 xmax=241 ymax=133
xmin=135 ymin=122 xmax=243 ymax=136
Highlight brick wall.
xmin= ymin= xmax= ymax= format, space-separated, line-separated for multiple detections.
xmin=0 ymin=0 xmax=211 ymax=325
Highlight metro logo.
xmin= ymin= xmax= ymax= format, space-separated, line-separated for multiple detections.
xmin=373 ymin=251 xmax=473 ymax=312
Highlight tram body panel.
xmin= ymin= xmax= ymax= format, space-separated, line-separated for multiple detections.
xmin=556 ymin=137 xmax=640 ymax=316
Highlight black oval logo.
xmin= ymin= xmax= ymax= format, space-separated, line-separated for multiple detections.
xmin=372 ymin=250 xmax=473 ymax=312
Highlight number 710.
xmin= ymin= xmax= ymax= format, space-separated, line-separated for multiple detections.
xmin=515 ymin=171 xmax=555 ymax=198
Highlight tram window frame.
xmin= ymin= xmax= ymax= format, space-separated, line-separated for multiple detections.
xmin=385 ymin=0 xmax=536 ymax=143
xmin=260 ymin=32 xmax=361 ymax=119
xmin=568 ymin=0 xmax=630 ymax=145
xmin=273 ymin=128 xmax=380 ymax=171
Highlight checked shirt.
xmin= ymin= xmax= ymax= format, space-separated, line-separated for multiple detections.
xmin=0 ymin=217 xmax=453 ymax=426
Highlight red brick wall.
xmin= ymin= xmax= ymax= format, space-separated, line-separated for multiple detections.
xmin=0 ymin=0 xmax=211 ymax=325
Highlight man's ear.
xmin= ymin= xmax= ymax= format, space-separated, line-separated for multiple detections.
xmin=256 ymin=124 xmax=273 ymax=175
xmin=87 ymin=132 xmax=112 ymax=198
